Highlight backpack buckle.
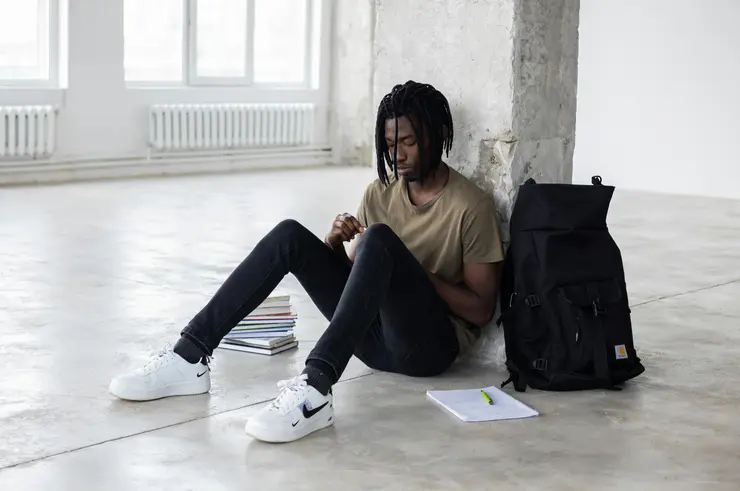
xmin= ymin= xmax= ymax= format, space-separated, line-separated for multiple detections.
xmin=532 ymin=358 xmax=548 ymax=371
xmin=592 ymin=299 xmax=606 ymax=316
xmin=524 ymin=294 xmax=541 ymax=308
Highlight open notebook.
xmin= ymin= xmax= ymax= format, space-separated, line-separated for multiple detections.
xmin=426 ymin=385 xmax=539 ymax=422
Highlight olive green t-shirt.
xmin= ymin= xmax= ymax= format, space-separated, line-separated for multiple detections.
xmin=356 ymin=167 xmax=504 ymax=355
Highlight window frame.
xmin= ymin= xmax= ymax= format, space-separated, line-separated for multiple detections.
xmin=127 ymin=0 xmax=320 ymax=89
xmin=0 ymin=0 xmax=61 ymax=88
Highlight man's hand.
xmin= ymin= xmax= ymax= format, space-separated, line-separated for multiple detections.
xmin=325 ymin=213 xmax=365 ymax=249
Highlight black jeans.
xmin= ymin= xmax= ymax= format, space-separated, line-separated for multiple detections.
xmin=181 ymin=219 xmax=459 ymax=380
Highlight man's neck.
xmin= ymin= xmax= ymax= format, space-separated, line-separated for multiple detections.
xmin=406 ymin=162 xmax=450 ymax=206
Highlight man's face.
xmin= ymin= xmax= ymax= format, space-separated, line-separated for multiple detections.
xmin=384 ymin=116 xmax=422 ymax=181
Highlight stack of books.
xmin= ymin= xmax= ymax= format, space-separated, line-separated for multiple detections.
xmin=218 ymin=293 xmax=298 ymax=356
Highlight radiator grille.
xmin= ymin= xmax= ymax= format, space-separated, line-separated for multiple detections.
xmin=149 ymin=103 xmax=316 ymax=151
xmin=0 ymin=106 xmax=57 ymax=158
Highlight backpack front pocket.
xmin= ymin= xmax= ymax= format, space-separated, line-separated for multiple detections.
xmin=556 ymin=279 xmax=627 ymax=377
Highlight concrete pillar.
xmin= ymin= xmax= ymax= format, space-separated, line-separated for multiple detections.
xmin=372 ymin=0 xmax=580 ymax=365
xmin=329 ymin=0 xmax=376 ymax=166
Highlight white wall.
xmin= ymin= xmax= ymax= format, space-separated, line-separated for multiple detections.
xmin=0 ymin=0 xmax=330 ymax=163
xmin=575 ymin=0 xmax=740 ymax=199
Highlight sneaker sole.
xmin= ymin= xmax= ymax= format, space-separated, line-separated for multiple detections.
xmin=109 ymin=378 xmax=211 ymax=402
xmin=245 ymin=415 xmax=334 ymax=443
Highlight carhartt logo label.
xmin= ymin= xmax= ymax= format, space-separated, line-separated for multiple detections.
xmin=615 ymin=345 xmax=628 ymax=360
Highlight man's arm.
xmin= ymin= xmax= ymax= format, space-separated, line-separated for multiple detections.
xmin=428 ymin=262 xmax=502 ymax=327
xmin=435 ymin=195 xmax=504 ymax=326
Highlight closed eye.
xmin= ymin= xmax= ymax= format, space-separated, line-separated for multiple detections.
xmin=386 ymin=138 xmax=416 ymax=148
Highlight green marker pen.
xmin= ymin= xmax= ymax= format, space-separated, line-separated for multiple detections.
xmin=480 ymin=390 xmax=494 ymax=405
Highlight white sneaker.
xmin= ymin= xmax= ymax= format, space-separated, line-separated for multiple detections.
xmin=109 ymin=346 xmax=211 ymax=401
xmin=245 ymin=374 xmax=334 ymax=443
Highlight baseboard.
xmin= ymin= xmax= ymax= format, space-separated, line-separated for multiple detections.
xmin=0 ymin=148 xmax=333 ymax=186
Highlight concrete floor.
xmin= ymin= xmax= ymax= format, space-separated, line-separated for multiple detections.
xmin=0 ymin=167 xmax=738 ymax=490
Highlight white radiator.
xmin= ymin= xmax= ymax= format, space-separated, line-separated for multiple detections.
xmin=149 ymin=103 xmax=316 ymax=152
xmin=0 ymin=106 xmax=57 ymax=158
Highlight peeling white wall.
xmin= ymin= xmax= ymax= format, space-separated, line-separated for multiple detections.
xmin=329 ymin=0 xmax=375 ymax=166
xmin=575 ymin=0 xmax=740 ymax=199
xmin=373 ymin=0 xmax=516 ymax=175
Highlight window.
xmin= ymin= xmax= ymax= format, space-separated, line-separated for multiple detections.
xmin=0 ymin=0 xmax=59 ymax=85
xmin=253 ymin=0 xmax=307 ymax=84
xmin=124 ymin=0 xmax=322 ymax=87
xmin=123 ymin=0 xmax=184 ymax=82
xmin=194 ymin=0 xmax=247 ymax=78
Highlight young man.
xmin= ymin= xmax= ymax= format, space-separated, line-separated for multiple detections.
xmin=110 ymin=81 xmax=504 ymax=443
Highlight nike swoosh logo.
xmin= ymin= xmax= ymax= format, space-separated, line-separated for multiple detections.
xmin=302 ymin=401 xmax=329 ymax=419
xmin=292 ymin=421 xmax=299 ymax=427
xmin=197 ymin=370 xmax=208 ymax=378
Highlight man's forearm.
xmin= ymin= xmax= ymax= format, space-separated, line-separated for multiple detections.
xmin=428 ymin=273 xmax=495 ymax=327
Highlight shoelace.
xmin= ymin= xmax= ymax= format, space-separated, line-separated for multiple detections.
xmin=137 ymin=344 xmax=213 ymax=375
xmin=270 ymin=374 xmax=309 ymax=414
xmin=138 ymin=344 xmax=174 ymax=375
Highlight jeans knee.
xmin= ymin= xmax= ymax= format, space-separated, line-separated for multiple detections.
xmin=274 ymin=218 xmax=303 ymax=234
xmin=271 ymin=219 xmax=309 ymax=241
xmin=356 ymin=223 xmax=396 ymax=252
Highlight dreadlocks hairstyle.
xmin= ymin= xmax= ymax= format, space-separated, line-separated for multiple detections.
xmin=374 ymin=80 xmax=454 ymax=185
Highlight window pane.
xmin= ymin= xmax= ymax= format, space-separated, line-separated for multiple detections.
xmin=196 ymin=0 xmax=247 ymax=78
xmin=124 ymin=0 xmax=183 ymax=82
xmin=0 ymin=0 xmax=48 ymax=80
xmin=254 ymin=0 xmax=306 ymax=84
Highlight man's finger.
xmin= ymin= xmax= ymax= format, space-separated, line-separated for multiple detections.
xmin=338 ymin=222 xmax=355 ymax=241
xmin=336 ymin=218 xmax=351 ymax=232
xmin=332 ymin=226 xmax=349 ymax=243
xmin=349 ymin=217 xmax=365 ymax=233
xmin=335 ymin=214 xmax=364 ymax=238
xmin=336 ymin=215 xmax=349 ymax=227
xmin=340 ymin=215 xmax=361 ymax=234
xmin=339 ymin=216 xmax=360 ymax=235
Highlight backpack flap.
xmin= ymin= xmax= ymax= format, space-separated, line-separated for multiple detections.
xmin=511 ymin=183 xmax=615 ymax=232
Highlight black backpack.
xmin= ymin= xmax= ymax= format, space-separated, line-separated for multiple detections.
xmin=498 ymin=176 xmax=645 ymax=392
